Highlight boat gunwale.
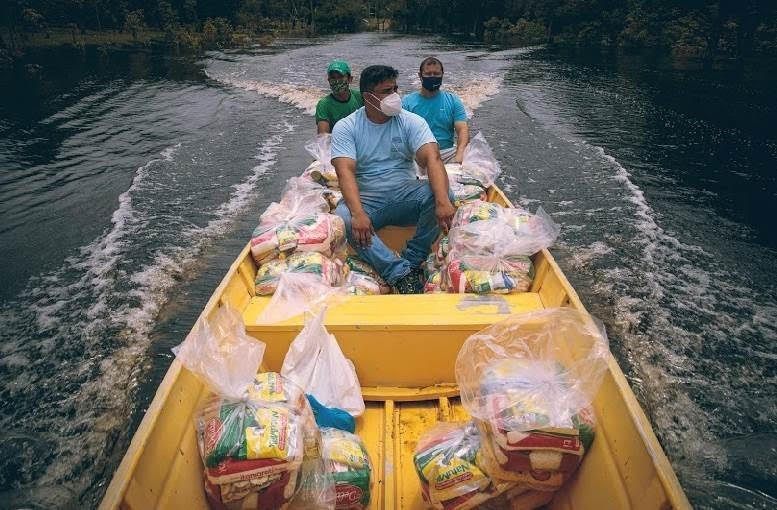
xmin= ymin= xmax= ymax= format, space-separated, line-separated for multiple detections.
xmin=98 ymin=185 xmax=691 ymax=510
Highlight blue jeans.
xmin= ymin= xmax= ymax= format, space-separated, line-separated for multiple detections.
xmin=335 ymin=179 xmax=441 ymax=285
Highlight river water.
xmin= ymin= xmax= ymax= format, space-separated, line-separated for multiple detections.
xmin=1 ymin=34 xmax=775 ymax=509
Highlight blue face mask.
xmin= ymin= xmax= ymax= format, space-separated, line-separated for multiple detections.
xmin=421 ymin=76 xmax=442 ymax=91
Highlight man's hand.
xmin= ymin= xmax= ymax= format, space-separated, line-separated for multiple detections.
xmin=453 ymin=153 xmax=464 ymax=164
xmin=352 ymin=211 xmax=374 ymax=247
xmin=436 ymin=198 xmax=456 ymax=234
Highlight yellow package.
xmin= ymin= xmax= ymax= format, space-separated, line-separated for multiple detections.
xmin=248 ymin=372 xmax=288 ymax=403
xmin=245 ymin=407 xmax=297 ymax=461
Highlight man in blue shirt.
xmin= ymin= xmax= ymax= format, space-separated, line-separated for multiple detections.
xmin=331 ymin=65 xmax=455 ymax=294
xmin=402 ymin=57 xmax=469 ymax=163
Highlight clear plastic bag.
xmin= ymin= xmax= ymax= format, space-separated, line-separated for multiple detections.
xmin=196 ymin=372 xmax=334 ymax=510
xmin=172 ymin=305 xmax=266 ymax=399
xmin=261 ymin=177 xmax=331 ymax=225
xmin=444 ymin=253 xmax=534 ymax=294
xmin=321 ymin=428 xmax=373 ymax=510
xmin=281 ymin=310 xmax=365 ymax=417
xmin=455 ymin=309 xmax=608 ymax=483
xmin=255 ymin=251 xmax=345 ymax=296
xmin=251 ymin=212 xmax=346 ymax=265
xmin=303 ymin=134 xmax=339 ymax=189
xmin=459 ymin=132 xmax=501 ymax=189
xmin=343 ymin=256 xmax=390 ymax=295
xmin=256 ymin=273 xmax=348 ymax=324
xmin=450 ymin=180 xmax=487 ymax=207
xmin=413 ymin=421 xmax=514 ymax=510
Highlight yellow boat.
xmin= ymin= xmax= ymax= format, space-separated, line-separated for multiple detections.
xmin=99 ymin=186 xmax=691 ymax=510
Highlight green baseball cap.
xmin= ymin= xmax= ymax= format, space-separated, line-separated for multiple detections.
xmin=327 ymin=59 xmax=351 ymax=76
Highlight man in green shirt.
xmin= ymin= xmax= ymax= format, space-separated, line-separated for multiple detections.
xmin=315 ymin=60 xmax=364 ymax=134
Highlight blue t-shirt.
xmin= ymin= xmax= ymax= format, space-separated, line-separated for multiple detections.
xmin=331 ymin=107 xmax=436 ymax=191
xmin=402 ymin=91 xmax=467 ymax=150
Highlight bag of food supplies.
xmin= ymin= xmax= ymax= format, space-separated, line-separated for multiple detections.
xmin=172 ymin=307 xmax=334 ymax=509
xmin=250 ymin=212 xmax=346 ymax=265
xmin=255 ymin=251 xmax=344 ymax=296
xmin=413 ymin=421 xmax=514 ymax=510
xmin=455 ymin=308 xmax=609 ymax=487
xmin=197 ymin=374 xmax=334 ymax=509
xmin=321 ymin=428 xmax=372 ymax=509
xmin=343 ymin=256 xmax=390 ymax=295
xmin=302 ymin=134 xmax=339 ymax=189
xmin=457 ymin=132 xmax=501 ymax=189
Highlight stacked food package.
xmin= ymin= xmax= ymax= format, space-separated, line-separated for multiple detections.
xmin=343 ymin=256 xmax=391 ymax=295
xmin=421 ymin=200 xmax=558 ymax=294
xmin=321 ymin=428 xmax=373 ymax=509
xmin=250 ymin=175 xmax=348 ymax=295
xmin=420 ymin=308 xmax=611 ymax=509
xmin=197 ymin=372 xmax=330 ymax=510
xmin=414 ymin=422 xmax=513 ymax=510
xmin=301 ymin=134 xmax=342 ymax=208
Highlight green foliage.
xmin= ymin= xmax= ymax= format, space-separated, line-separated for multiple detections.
xmin=123 ymin=10 xmax=146 ymax=40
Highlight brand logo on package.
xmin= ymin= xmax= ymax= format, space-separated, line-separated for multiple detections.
xmin=336 ymin=484 xmax=363 ymax=505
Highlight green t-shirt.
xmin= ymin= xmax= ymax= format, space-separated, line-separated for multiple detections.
xmin=315 ymin=89 xmax=363 ymax=130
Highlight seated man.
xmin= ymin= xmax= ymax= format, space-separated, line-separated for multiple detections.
xmin=402 ymin=57 xmax=469 ymax=163
xmin=331 ymin=65 xmax=455 ymax=294
xmin=315 ymin=59 xmax=363 ymax=134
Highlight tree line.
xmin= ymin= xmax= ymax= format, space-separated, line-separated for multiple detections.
xmin=2 ymin=0 xmax=776 ymax=59
xmin=388 ymin=0 xmax=777 ymax=58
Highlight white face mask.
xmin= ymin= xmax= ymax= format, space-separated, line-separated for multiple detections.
xmin=367 ymin=92 xmax=402 ymax=117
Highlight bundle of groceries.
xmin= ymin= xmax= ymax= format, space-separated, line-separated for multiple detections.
xmin=250 ymin=213 xmax=346 ymax=266
xmin=321 ymin=428 xmax=373 ymax=510
xmin=414 ymin=422 xmax=513 ymax=510
xmin=422 ymin=200 xmax=558 ymax=295
xmin=198 ymin=372 xmax=324 ymax=509
xmin=343 ymin=256 xmax=391 ymax=295
xmin=302 ymin=134 xmax=340 ymax=190
xmin=412 ymin=308 xmax=611 ymax=509
xmin=255 ymin=251 xmax=345 ymax=296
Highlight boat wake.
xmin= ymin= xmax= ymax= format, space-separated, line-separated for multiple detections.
xmin=0 ymin=129 xmax=285 ymax=506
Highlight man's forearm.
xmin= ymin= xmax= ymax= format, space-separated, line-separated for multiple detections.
xmin=454 ymin=123 xmax=469 ymax=160
xmin=426 ymin=157 xmax=451 ymax=203
xmin=335 ymin=165 xmax=365 ymax=216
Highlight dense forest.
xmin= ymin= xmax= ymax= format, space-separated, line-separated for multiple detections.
xmin=2 ymin=0 xmax=776 ymax=58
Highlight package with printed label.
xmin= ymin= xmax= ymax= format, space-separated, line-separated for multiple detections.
xmin=413 ymin=422 xmax=514 ymax=510
xmin=255 ymin=252 xmax=344 ymax=296
xmin=321 ymin=428 xmax=372 ymax=509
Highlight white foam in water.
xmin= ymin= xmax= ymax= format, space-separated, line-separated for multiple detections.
xmin=207 ymin=71 xmax=323 ymax=115
xmin=446 ymin=74 xmax=504 ymax=117
xmin=0 ymin=132 xmax=284 ymax=500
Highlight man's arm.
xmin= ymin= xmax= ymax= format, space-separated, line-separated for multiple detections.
xmin=416 ymin=143 xmax=455 ymax=233
xmin=453 ymin=120 xmax=469 ymax=163
xmin=317 ymin=120 xmax=331 ymax=134
xmin=333 ymin=156 xmax=374 ymax=247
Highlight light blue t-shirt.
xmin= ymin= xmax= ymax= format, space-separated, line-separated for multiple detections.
xmin=331 ymin=107 xmax=436 ymax=191
xmin=402 ymin=91 xmax=467 ymax=150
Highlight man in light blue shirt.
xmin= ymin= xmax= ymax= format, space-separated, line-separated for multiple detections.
xmin=402 ymin=57 xmax=469 ymax=163
xmin=331 ymin=65 xmax=455 ymax=294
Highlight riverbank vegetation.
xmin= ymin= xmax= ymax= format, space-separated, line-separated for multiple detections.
xmin=389 ymin=1 xmax=777 ymax=60
xmin=2 ymin=1 xmax=776 ymax=62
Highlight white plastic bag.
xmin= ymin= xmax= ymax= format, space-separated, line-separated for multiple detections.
xmin=172 ymin=305 xmax=265 ymax=399
xmin=455 ymin=308 xmax=609 ymax=431
xmin=281 ymin=310 xmax=365 ymax=417
xmin=459 ymin=132 xmax=501 ymax=188
xmin=257 ymin=272 xmax=349 ymax=324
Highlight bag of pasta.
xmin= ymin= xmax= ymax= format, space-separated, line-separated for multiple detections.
xmin=321 ymin=428 xmax=373 ymax=509
xmin=456 ymin=309 xmax=609 ymax=488
xmin=414 ymin=422 xmax=514 ymax=510
xmin=255 ymin=251 xmax=344 ymax=296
